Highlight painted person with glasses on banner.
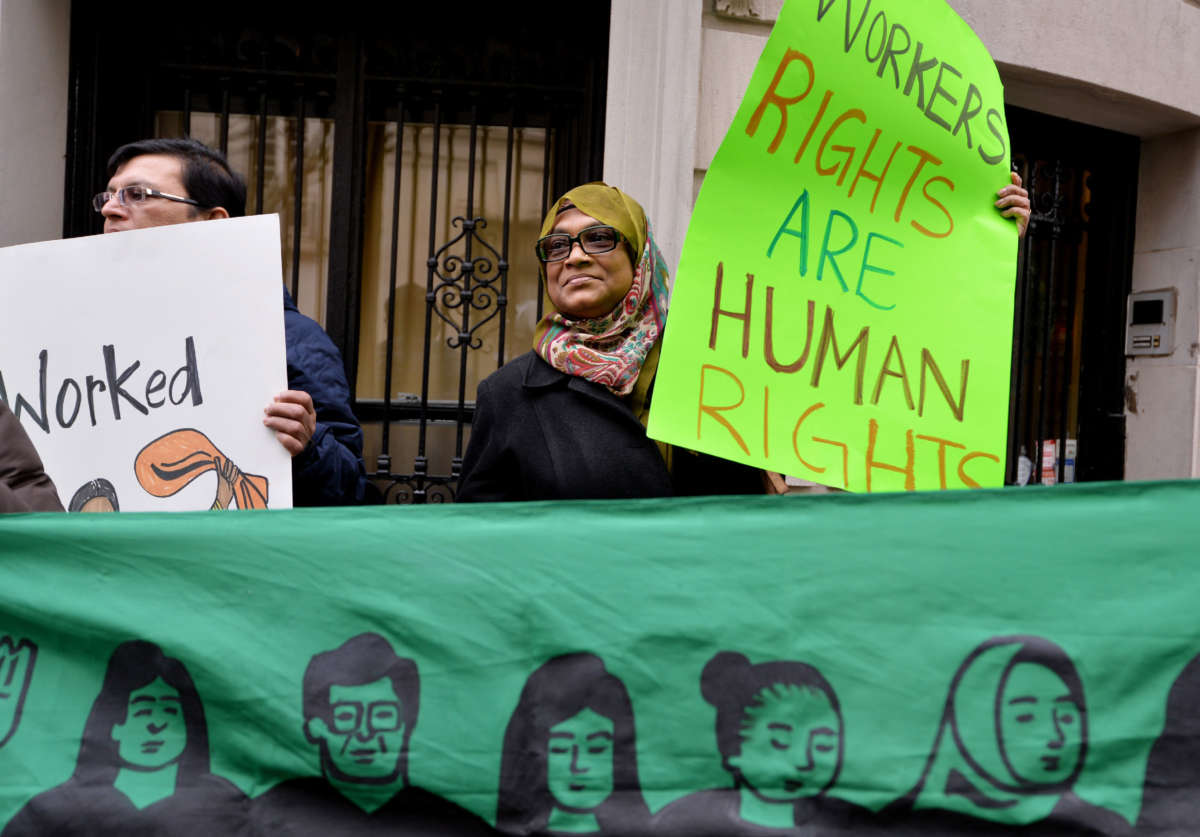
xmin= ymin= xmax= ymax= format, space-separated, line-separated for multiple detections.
xmin=250 ymin=632 xmax=500 ymax=835
xmin=457 ymin=179 xmax=1031 ymax=502
xmin=93 ymin=138 xmax=374 ymax=506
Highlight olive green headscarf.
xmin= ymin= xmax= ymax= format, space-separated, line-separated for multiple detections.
xmin=535 ymin=183 xmax=648 ymax=268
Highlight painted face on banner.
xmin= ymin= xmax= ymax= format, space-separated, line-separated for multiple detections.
xmin=728 ymin=684 xmax=841 ymax=801
xmin=110 ymin=676 xmax=187 ymax=769
xmin=999 ymin=663 xmax=1084 ymax=784
xmin=546 ymin=708 xmax=616 ymax=812
xmin=311 ymin=677 xmax=407 ymax=783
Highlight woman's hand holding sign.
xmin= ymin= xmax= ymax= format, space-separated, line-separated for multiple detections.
xmin=997 ymin=171 xmax=1031 ymax=238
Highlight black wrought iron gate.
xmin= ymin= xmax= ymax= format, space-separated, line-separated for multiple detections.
xmin=63 ymin=2 xmax=609 ymax=503
xmin=1006 ymin=107 xmax=1139 ymax=485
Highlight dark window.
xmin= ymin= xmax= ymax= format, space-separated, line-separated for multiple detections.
xmin=1006 ymin=107 xmax=1139 ymax=485
xmin=65 ymin=2 xmax=610 ymax=502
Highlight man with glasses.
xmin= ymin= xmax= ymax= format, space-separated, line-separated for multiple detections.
xmin=95 ymin=137 xmax=373 ymax=506
xmin=252 ymin=632 xmax=499 ymax=834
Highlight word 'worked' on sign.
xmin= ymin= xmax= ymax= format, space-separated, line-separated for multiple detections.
xmin=0 ymin=337 xmax=203 ymax=434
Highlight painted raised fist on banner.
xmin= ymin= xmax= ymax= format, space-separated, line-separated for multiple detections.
xmin=0 ymin=636 xmax=37 ymax=749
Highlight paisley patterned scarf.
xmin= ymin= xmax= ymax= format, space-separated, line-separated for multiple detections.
xmin=532 ymin=183 xmax=670 ymax=403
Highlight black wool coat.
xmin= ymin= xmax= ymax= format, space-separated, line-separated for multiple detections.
xmin=457 ymin=351 xmax=761 ymax=502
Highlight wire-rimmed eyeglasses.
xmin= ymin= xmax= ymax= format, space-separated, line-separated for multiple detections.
xmin=536 ymin=225 xmax=623 ymax=263
xmin=92 ymin=185 xmax=201 ymax=213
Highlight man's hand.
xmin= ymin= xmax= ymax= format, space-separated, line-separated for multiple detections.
xmin=264 ymin=390 xmax=317 ymax=457
xmin=997 ymin=171 xmax=1032 ymax=238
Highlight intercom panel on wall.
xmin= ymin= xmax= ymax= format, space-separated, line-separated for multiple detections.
xmin=1126 ymin=289 xmax=1176 ymax=357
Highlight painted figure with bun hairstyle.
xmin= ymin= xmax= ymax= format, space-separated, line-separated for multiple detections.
xmin=496 ymin=653 xmax=651 ymax=836
xmin=653 ymin=651 xmax=870 ymax=835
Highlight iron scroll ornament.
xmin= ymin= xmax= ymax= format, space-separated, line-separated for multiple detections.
xmin=372 ymin=212 xmax=509 ymax=504
xmin=427 ymin=215 xmax=508 ymax=351
xmin=382 ymin=477 xmax=455 ymax=505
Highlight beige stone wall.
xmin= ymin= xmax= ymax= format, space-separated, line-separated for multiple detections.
xmin=0 ymin=0 xmax=70 ymax=248
xmin=1126 ymin=128 xmax=1200 ymax=479
xmin=605 ymin=0 xmax=703 ymax=270
xmin=951 ymin=0 xmax=1200 ymax=136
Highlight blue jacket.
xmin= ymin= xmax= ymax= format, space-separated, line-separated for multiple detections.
xmin=283 ymin=287 xmax=372 ymax=506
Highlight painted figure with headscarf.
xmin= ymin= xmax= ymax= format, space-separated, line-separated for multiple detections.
xmin=877 ymin=635 xmax=1129 ymax=836
xmin=653 ymin=651 xmax=871 ymax=836
xmin=456 ymin=183 xmax=764 ymax=502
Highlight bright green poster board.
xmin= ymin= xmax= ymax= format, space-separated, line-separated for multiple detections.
xmin=648 ymin=0 xmax=1018 ymax=492
xmin=1 ymin=484 xmax=1200 ymax=834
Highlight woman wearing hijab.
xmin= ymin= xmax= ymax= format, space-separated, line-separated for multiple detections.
xmin=653 ymin=651 xmax=870 ymax=836
xmin=496 ymin=653 xmax=651 ymax=836
xmin=456 ymin=183 xmax=764 ymax=502
xmin=877 ymin=635 xmax=1129 ymax=836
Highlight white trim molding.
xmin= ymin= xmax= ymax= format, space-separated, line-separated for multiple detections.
xmin=0 ymin=0 xmax=70 ymax=248
xmin=604 ymin=0 xmax=703 ymax=272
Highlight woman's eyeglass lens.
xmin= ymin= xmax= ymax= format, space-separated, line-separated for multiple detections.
xmin=537 ymin=226 xmax=621 ymax=262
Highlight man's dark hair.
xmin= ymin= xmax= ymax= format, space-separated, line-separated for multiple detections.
xmin=107 ymin=137 xmax=247 ymax=218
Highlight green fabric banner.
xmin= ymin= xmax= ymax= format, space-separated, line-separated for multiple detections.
xmin=648 ymin=0 xmax=1018 ymax=493
xmin=1 ymin=482 xmax=1199 ymax=834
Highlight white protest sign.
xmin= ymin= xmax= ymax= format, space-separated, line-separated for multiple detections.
xmin=0 ymin=215 xmax=293 ymax=511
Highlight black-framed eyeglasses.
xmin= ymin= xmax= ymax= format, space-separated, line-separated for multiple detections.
xmin=91 ymin=185 xmax=201 ymax=213
xmin=329 ymin=699 xmax=404 ymax=735
xmin=536 ymin=225 xmax=623 ymax=262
